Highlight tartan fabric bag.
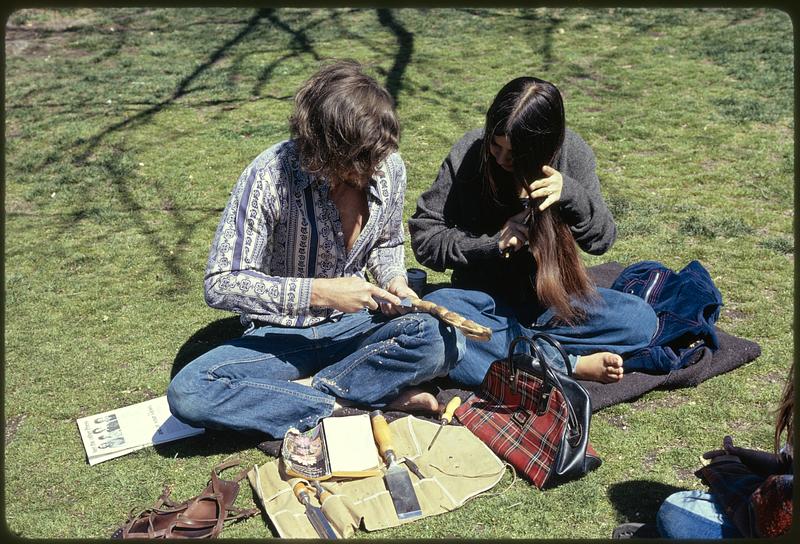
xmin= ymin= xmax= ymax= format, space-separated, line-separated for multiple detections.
xmin=454 ymin=333 xmax=602 ymax=489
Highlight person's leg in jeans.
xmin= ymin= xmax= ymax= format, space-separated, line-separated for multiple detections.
xmin=656 ymin=490 xmax=741 ymax=539
xmin=168 ymin=309 xmax=461 ymax=438
xmin=312 ymin=311 xmax=462 ymax=405
xmin=527 ymin=287 xmax=657 ymax=382
xmin=423 ymin=288 xmax=526 ymax=387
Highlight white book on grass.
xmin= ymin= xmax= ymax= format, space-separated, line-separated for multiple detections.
xmin=76 ymin=395 xmax=204 ymax=465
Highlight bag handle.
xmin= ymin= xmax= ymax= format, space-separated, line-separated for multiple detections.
xmin=507 ymin=335 xmax=562 ymax=399
xmin=507 ymin=334 xmax=582 ymax=444
xmin=530 ymin=333 xmax=573 ymax=377
xmin=507 ymin=333 xmax=572 ymax=379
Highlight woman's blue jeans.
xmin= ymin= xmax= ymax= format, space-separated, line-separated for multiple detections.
xmin=424 ymin=287 xmax=657 ymax=386
xmin=656 ymin=490 xmax=741 ymax=539
xmin=167 ymin=310 xmax=463 ymax=438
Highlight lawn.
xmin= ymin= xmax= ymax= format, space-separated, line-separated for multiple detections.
xmin=3 ymin=7 xmax=794 ymax=539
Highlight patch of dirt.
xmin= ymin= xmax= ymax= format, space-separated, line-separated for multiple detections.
xmin=760 ymin=370 xmax=788 ymax=385
xmin=5 ymin=414 xmax=26 ymax=445
xmin=642 ymin=449 xmax=659 ymax=470
xmin=675 ymin=466 xmax=698 ymax=482
xmin=5 ymin=29 xmax=91 ymax=59
xmin=722 ymin=307 xmax=747 ymax=321
xmin=5 ymin=196 xmax=38 ymax=215
xmin=631 ymin=393 xmax=685 ymax=412
xmin=601 ymin=413 xmax=629 ymax=430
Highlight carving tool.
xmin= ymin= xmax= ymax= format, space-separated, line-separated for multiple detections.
xmin=370 ymin=410 xmax=423 ymax=520
xmin=402 ymin=457 xmax=426 ymax=480
xmin=311 ymin=480 xmax=333 ymax=505
xmin=292 ymin=480 xmax=338 ymax=539
xmin=427 ymin=396 xmax=461 ymax=451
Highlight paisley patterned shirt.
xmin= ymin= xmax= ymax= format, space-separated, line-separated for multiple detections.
xmin=204 ymin=140 xmax=407 ymax=327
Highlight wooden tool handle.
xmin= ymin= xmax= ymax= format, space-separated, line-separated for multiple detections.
xmin=370 ymin=410 xmax=394 ymax=459
xmin=441 ymin=396 xmax=462 ymax=424
xmin=318 ymin=487 xmax=332 ymax=502
xmin=292 ymin=481 xmax=312 ymax=503
xmin=311 ymin=480 xmax=332 ymax=503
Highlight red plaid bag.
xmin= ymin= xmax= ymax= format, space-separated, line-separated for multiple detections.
xmin=455 ymin=333 xmax=602 ymax=489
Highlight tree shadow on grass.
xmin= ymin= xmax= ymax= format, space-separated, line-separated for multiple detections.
xmin=607 ymin=479 xmax=687 ymax=524
xmin=376 ymin=9 xmax=413 ymax=107
xmin=171 ymin=316 xmax=246 ymax=379
xmin=159 ymin=316 xmax=267 ymax=458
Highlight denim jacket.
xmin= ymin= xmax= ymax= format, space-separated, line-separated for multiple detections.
xmin=611 ymin=260 xmax=723 ymax=373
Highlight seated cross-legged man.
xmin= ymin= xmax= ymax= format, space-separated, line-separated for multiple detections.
xmin=168 ymin=60 xmax=463 ymax=439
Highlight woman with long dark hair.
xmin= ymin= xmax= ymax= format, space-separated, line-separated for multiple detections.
xmin=410 ymin=76 xmax=657 ymax=384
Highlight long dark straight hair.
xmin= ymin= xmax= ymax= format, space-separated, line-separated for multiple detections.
xmin=481 ymin=77 xmax=596 ymax=324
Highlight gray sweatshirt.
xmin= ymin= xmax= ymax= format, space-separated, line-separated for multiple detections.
xmin=409 ymin=128 xmax=616 ymax=307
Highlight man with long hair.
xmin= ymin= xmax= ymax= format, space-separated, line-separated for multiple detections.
xmin=167 ymin=60 xmax=460 ymax=439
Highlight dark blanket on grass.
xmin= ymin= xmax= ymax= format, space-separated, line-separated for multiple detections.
xmin=257 ymin=262 xmax=760 ymax=456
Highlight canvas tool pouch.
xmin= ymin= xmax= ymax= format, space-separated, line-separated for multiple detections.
xmin=247 ymin=415 xmax=505 ymax=537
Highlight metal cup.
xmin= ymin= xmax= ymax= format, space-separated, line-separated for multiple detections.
xmin=406 ymin=268 xmax=427 ymax=296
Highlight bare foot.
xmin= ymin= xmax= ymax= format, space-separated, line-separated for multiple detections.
xmin=385 ymin=388 xmax=439 ymax=414
xmin=573 ymin=352 xmax=624 ymax=383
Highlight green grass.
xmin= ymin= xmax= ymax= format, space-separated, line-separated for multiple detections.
xmin=4 ymin=7 xmax=794 ymax=539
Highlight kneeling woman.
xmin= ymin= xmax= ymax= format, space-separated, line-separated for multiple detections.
xmin=409 ymin=76 xmax=656 ymax=385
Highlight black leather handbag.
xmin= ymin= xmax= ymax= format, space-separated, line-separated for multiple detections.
xmin=455 ymin=332 xmax=602 ymax=488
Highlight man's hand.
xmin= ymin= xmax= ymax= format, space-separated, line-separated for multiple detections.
xmin=498 ymin=207 xmax=531 ymax=256
xmin=526 ymin=165 xmax=563 ymax=211
xmin=311 ymin=277 xmax=402 ymax=313
xmin=380 ymin=276 xmax=417 ymax=316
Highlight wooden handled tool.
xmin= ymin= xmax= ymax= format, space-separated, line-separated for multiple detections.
xmin=370 ymin=410 xmax=423 ymax=520
xmin=427 ymin=396 xmax=461 ymax=451
xmin=292 ymin=481 xmax=338 ymax=539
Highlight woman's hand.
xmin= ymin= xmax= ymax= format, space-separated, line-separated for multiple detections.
xmin=498 ymin=207 xmax=531 ymax=256
xmin=311 ymin=277 xmax=402 ymax=313
xmin=526 ymin=165 xmax=563 ymax=211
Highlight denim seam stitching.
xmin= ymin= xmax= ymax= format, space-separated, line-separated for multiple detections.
xmin=206 ymin=344 xmax=318 ymax=378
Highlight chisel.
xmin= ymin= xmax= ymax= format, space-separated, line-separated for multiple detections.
xmin=370 ymin=410 xmax=423 ymax=520
xmin=427 ymin=396 xmax=461 ymax=451
xmin=292 ymin=480 xmax=338 ymax=539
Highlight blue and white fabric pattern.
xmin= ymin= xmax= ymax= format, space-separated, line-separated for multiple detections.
xmin=204 ymin=140 xmax=407 ymax=327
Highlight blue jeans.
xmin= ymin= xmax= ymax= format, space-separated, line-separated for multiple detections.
xmin=611 ymin=260 xmax=724 ymax=372
xmin=167 ymin=310 xmax=463 ymax=438
xmin=424 ymin=287 xmax=657 ymax=386
xmin=657 ymin=490 xmax=741 ymax=539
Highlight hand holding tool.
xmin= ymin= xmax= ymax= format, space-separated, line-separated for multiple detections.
xmin=292 ymin=480 xmax=338 ymax=539
xmin=370 ymin=410 xmax=423 ymax=520
xmin=427 ymin=396 xmax=461 ymax=451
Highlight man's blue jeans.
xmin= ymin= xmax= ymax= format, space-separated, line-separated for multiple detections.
xmin=656 ymin=490 xmax=741 ymax=539
xmin=424 ymin=287 xmax=657 ymax=386
xmin=167 ymin=310 xmax=463 ymax=438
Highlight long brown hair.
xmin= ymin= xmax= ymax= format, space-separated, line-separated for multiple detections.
xmin=289 ymin=59 xmax=399 ymax=186
xmin=482 ymin=77 xmax=596 ymax=324
xmin=774 ymin=363 xmax=794 ymax=452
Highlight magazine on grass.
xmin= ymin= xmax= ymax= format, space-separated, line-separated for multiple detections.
xmin=76 ymin=395 xmax=204 ymax=465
